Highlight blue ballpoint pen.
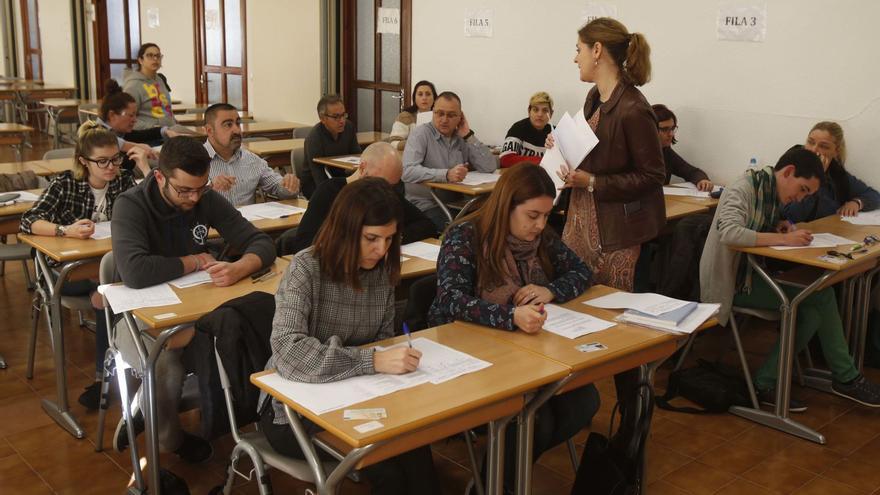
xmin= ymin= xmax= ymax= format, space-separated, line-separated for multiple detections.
xmin=402 ymin=322 xmax=413 ymax=349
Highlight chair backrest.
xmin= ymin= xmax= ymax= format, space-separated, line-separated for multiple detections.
xmin=99 ymin=251 xmax=119 ymax=286
xmin=78 ymin=103 xmax=99 ymax=125
xmin=292 ymin=126 xmax=311 ymax=139
xmin=291 ymin=147 xmax=307 ymax=181
xmin=0 ymin=171 xmax=40 ymax=192
xmin=42 ymin=148 xmax=76 ymax=161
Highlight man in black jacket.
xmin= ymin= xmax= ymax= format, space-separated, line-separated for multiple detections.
xmin=281 ymin=141 xmax=437 ymax=255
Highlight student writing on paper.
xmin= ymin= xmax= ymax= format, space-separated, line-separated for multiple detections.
xmin=279 ymin=141 xmax=436 ymax=255
xmin=499 ymin=91 xmax=553 ymax=167
xmin=122 ymin=43 xmax=176 ymax=132
xmin=700 ymin=146 xmax=880 ymax=409
xmin=302 ymin=94 xmax=362 ymax=198
xmin=388 ymin=79 xmax=437 ymax=150
xmin=402 ymin=91 xmax=496 ymax=230
xmin=651 ymin=104 xmax=713 ymax=191
xmin=428 ymin=164 xmax=599 ymax=491
xmin=205 ymin=103 xmax=300 ymax=206
xmin=783 ymin=122 xmax=880 ymax=222
xmin=19 ymin=123 xmax=141 ymax=410
xmin=548 ymin=18 xmax=666 ymax=292
xmin=261 ymin=178 xmax=439 ymax=495
xmin=111 ymin=137 xmax=276 ymax=470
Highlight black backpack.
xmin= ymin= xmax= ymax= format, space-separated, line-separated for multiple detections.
xmin=656 ymin=359 xmax=752 ymax=413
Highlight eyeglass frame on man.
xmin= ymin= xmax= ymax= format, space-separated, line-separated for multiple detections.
xmin=322 ymin=112 xmax=348 ymax=121
xmin=164 ymin=179 xmax=212 ymax=198
xmin=658 ymin=124 xmax=678 ymax=134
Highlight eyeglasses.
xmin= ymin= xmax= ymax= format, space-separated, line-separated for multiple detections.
xmin=827 ymin=248 xmax=868 ymax=260
xmin=82 ymin=152 xmax=125 ymax=168
xmin=322 ymin=113 xmax=348 ymax=121
xmin=864 ymin=235 xmax=879 ymax=245
xmin=659 ymin=125 xmax=678 ymax=134
xmin=143 ymin=53 xmax=163 ymax=60
xmin=165 ymin=179 xmax=212 ymax=198
xmin=434 ymin=110 xmax=460 ymax=119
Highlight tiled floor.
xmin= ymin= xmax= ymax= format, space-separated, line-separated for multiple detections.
xmin=2 ymin=136 xmax=880 ymax=494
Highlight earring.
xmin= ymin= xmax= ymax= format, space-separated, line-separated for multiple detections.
xmin=594 ymin=60 xmax=599 ymax=66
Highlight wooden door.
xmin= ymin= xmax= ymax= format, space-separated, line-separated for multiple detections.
xmin=92 ymin=0 xmax=141 ymax=97
xmin=19 ymin=0 xmax=41 ymax=80
xmin=193 ymin=0 xmax=247 ymax=110
xmin=342 ymin=0 xmax=410 ymax=132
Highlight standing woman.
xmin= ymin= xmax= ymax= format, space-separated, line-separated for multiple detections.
xmin=388 ymin=80 xmax=437 ymax=150
xmin=552 ymin=18 xmax=665 ymax=292
xmin=783 ymin=121 xmax=880 ymax=222
xmin=123 ymin=43 xmax=176 ymax=131
xmin=261 ymin=177 xmax=440 ymax=495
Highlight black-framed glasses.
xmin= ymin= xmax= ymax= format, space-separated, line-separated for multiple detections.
xmin=434 ymin=110 xmax=461 ymax=119
xmin=82 ymin=152 xmax=125 ymax=169
xmin=165 ymin=179 xmax=212 ymax=198
xmin=659 ymin=125 xmax=678 ymax=134
xmin=322 ymin=112 xmax=348 ymax=121
xmin=827 ymin=249 xmax=867 ymax=260
xmin=143 ymin=52 xmax=164 ymax=60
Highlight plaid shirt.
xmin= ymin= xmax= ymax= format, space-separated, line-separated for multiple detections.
xmin=266 ymin=247 xmax=395 ymax=423
xmin=20 ymin=170 xmax=137 ymax=234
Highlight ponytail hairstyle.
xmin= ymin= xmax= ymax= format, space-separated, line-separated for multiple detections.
xmin=100 ymin=79 xmax=136 ymax=121
xmin=578 ymin=17 xmax=651 ymax=86
xmin=810 ymin=121 xmax=850 ymax=201
xmin=73 ymin=121 xmax=120 ymax=180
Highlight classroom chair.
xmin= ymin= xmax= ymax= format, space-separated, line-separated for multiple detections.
xmin=292 ymin=127 xmax=310 ymax=139
xmin=291 ymin=147 xmax=307 ymax=185
xmin=78 ymin=103 xmax=99 ymax=125
xmin=42 ymin=147 xmax=75 ymax=160
xmin=0 ymin=238 xmax=32 ymax=288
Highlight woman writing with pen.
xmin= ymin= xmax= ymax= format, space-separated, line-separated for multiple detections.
xmin=261 ymin=177 xmax=439 ymax=495
xmin=428 ymin=162 xmax=599 ymax=492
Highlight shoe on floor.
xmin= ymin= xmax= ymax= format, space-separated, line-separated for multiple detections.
xmin=757 ymin=388 xmax=808 ymax=413
xmin=113 ymin=411 xmax=145 ymax=453
xmin=77 ymin=381 xmax=103 ymax=410
xmin=175 ymin=432 xmax=213 ymax=464
xmin=832 ymin=375 xmax=880 ymax=407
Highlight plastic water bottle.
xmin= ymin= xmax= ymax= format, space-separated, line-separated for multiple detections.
xmin=748 ymin=157 xmax=757 ymax=170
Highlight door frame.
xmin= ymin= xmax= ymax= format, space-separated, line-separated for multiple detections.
xmin=91 ymin=0 xmax=141 ymax=98
xmin=192 ymin=0 xmax=248 ymax=109
xmin=19 ymin=0 xmax=41 ymax=80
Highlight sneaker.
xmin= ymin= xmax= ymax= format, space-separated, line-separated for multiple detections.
xmin=174 ymin=432 xmax=213 ymax=464
xmin=832 ymin=375 xmax=880 ymax=407
xmin=758 ymin=388 xmax=808 ymax=413
xmin=113 ymin=411 xmax=145 ymax=453
xmin=77 ymin=381 xmax=103 ymax=410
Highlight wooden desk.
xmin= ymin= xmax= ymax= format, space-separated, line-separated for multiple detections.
xmin=238 ymin=121 xmax=311 ymax=139
xmin=79 ymin=100 xmax=194 ymax=118
xmin=314 ymin=155 xmax=359 ymax=172
xmin=244 ymin=132 xmax=387 ymax=168
xmin=0 ymin=123 xmax=34 ymax=161
xmin=401 ymin=238 xmax=439 ymax=280
xmin=207 ymin=199 xmax=309 ymax=238
xmin=0 ymin=188 xmax=43 ymax=235
xmin=666 ymin=194 xmax=719 ymax=208
xmin=40 ymin=99 xmax=80 ymax=148
xmin=664 ymin=196 xmax=709 ymax=221
xmin=253 ymin=323 xmax=570 ymax=493
xmin=18 ymin=232 xmax=111 ymax=265
xmin=176 ymin=110 xmax=254 ymax=126
xmin=0 ymin=159 xmax=53 ymax=176
xmin=29 ymin=157 xmax=74 ymax=176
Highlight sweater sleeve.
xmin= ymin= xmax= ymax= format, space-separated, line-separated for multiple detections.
xmin=545 ymin=235 xmax=592 ymax=302
xmin=715 ymin=177 xmax=758 ymax=247
xmin=19 ymin=178 xmax=65 ymax=234
xmin=270 ymin=258 xmax=376 ymax=383
xmin=848 ymin=172 xmax=880 ymax=212
xmin=431 ymin=223 xmax=516 ymax=330
xmin=462 ymin=134 xmax=496 ymax=173
xmin=665 ymin=147 xmax=709 ymax=185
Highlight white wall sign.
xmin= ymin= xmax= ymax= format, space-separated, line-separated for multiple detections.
xmin=147 ymin=7 xmax=160 ymax=29
xmin=717 ymin=3 xmax=767 ymax=42
xmin=464 ymin=8 xmax=494 ymax=38
xmin=581 ymin=3 xmax=618 ymax=24
xmin=377 ymin=7 xmax=400 ymax=35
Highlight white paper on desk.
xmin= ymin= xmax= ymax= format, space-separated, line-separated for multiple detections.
xmin=90 ymin=221 xmax=112 ymax=240
xmin=842 ymin=210 xmax=880 ymax=226
xmin=0 ymin=190 xmax=41 ymax=204
xmin=377 ymin=338 xmax=492 ymax=384
xmin=770 ymin=232 xmax=858 ymax=250
xmin=237 ymin=202 xmax=306 ymax=220
xmin=401 ymin=241 xmax=441 ymax=261
xmin=542 ymin=304 xmax=615 ymax=339
xmin=584 ymin=291 xmax=690 ymax=317
xmin=553 ymin=110 xmax=598 ymax=168
xmin=97 ymin=283 xmax=181 ymax=313
xmin=668 ymin=182 xmax=722 ymax=193
xmin=169 ymin=270 xmax=212 ymax=288
xmin=460 ymin=172 xmax=499 ymax=186
xmin=334 ymin=155 xmax=363 ymax=165
xmin=618 ymin=303 xmax=719 ymax=335
xmin=663 ymin=186 xmax=710 ymax=198
xmin=416 ymin=111 xmax=433 ymax=126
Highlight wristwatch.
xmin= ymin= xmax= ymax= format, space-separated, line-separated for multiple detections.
xmin=54 ymin=224 xmax=66 ymax=237
xmin=588 ymin=174 xmax=596 ymax=193
xmin=463 ymin=130 xmax=475 ymax=140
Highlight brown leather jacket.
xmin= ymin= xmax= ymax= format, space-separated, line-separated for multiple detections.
xmin=577 ymin=83 xmax=666 ymax=251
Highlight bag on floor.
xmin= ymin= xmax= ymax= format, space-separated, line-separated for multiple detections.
xmin=656 ymin=359 xmax=751 ymax=413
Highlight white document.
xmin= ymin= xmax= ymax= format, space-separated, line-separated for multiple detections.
xmin=237 ymin=202 xmax=306 ymax=220
xmin=255 ymin=337 xmax=491 ymax=414
xmin=618 ymin=303 xmax=720 ymax=335
xmin=553 ymin=110 xmax=599 ymax=169
xmin=663 ymin=186 xmax=710 ymax=198
xmin=335 ymin=155 xmax=363 ymax=165
xmin=842 ymin=210 xmax=880 ymax=226
xmin=540 ymin=146 xmax=567 ymax=204
xmin=169 ymin=270 xmax=212 ymax=289
xmin=401 ymin=241 xmax=441 ymax=261
xmin=584 ymin=291 xmax=691 ymax=317
xmin=98 ymin=283 xmax=181 ymax=313
xmin=542 ymin=304 xmax=615 ymax=339
xmin=669 ymin=182 xmax=722 ymax=193
xmin=770 ymin=233 xmax=858 ymax=251
xmin=416 ymin=111 xmax=433 ymax=126
xmin=460 ymin=172 xmax=499 ymax=186
xmin=89 ymin=221 xmax=112 ymax=240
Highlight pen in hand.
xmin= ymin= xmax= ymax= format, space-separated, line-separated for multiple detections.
xmin=403 ymin=322 xmax=413 ymax=349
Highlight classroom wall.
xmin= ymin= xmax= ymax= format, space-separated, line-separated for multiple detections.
xmin=138 ymin=0 xmax=197 ymax=104
xmin=411 ymin=0 xmax=880 ymax=186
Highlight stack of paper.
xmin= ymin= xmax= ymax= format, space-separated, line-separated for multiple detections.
xmin=769 ymin=232 xmax=857 ymax=251
xmin=663 ymin=186 xmax=711 ymax=198
xmin=237 ymin=202 xmax=306 ymax=220
xmin=539 ymin=109 xmax=599 ymax=203
xmin=255 ymin=337 xmax=492 ymax=414
xmin=90 ymin=221 xmax=112 ymax=240
xmin=401 ymin=241 xmax=441 ymax=261
xmin=460 ymin=172 xmax=500 ymax=186
xmin=842 ymin=210 xmax=880 ymax=226
xmin=583 ymin=291 xmax=718 ymax=334
xmin=334 ymin=156 xmax=363 ymax=165
xmin=97 ymin=282 xmax=181 ymax=313
xmin=619 ymin=301 xmax=699 ymax=331
xmin=668 ymin=182 xmax=723 ymax=193
xmin=542 ymin=304 xmax=615 ymax=339
xmin=617 ymin=303 xmax=720 ymax=334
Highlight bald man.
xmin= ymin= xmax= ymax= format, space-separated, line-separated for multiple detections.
xmin=280 ymin=141 xmax=437 ymax=255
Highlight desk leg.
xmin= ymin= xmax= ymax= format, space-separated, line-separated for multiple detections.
xmin=47 ymin=107 xmax=61 ymax=149
xmin=453 ymin=196 xmax=484 ymax=221
xmin=515 ymin=376 xmax=572 ymax=495
xmin=428 ymin=189 xmax=455 ymax=224
xmin=728 ymin=255 xmax=828 ymax=444
xmin=486 ymin=415 xmax=513 ymax=495
xmin=854 ymin=267 xmax=880 ymax=370
xmin=35 ymin=252 xmax=85 ymax=439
